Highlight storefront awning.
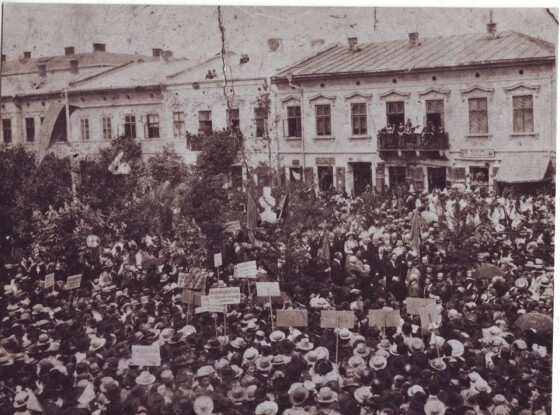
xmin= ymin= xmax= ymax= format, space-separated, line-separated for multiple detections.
xmin=495 ymin=154 xmax=552 ymax=183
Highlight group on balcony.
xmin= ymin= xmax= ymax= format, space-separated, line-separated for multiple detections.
xmin=378 ymin=119 xmax=448 ymax=150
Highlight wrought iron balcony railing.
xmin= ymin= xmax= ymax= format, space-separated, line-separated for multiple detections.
xmin=377 ymin=132 xmax=449 ymax=151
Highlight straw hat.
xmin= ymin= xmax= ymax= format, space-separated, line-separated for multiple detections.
xmin=193 ymin=396 xmax=214 ymax=415
xmin=135 ymin=371 xmax=156 ymax=385
xmin=255 ymin=401 xmax=279 ymax=415
xmin=369 ymin=355 xmax=387 ymax=371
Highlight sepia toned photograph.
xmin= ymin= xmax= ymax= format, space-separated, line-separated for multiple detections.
xmin=0 ymin=4 xmax=557 ymax=415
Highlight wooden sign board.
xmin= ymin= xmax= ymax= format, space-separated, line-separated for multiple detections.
xmin=419 ymin=302 xmax=441 ymax=330
xmin=64 ymin=274 xmax=82 ymax=290
xmin=406 ymin=297 xmax=436 ymax=315
xmin=234 ymin=261 xmax=257 ymax=279
xmin=276 ymin=309 xmax=308 ymax=328
xmin=208 ymin=287 xmax=241 ymax=305
xmin=181 ymin=289 xmax=202 ymax=306
xmin=178 ymin=271 xmax=207 ymax=291
xmin=130 ymin=345 xmax=161 ymax=367
xmin=195 ymin=305 xmax=224 ymax=314
xmin=320 ymin=310 xmax=355 ymax=329
xmin=44 ymin=273 xmax=55 ymax=289
xmin=214 ymin=253 xmax=223 ymax=268
xmin=368 ymin=309 xmax=400 ymax=328
xmin=256 ymin=282 xmax=281 ymax=297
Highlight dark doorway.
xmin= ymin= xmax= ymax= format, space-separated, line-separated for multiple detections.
xmin=317 ymin=166 xmax=334 ymax=191
xmin=388 ymin=166 xmax=407 ymax=188
xmin=470 ymin=167 xmax=489 ymax=183
xmin=352 ymin=162 xmax=372 ymax=195
xmin=427 ymin=167 xmax=446 ymax=191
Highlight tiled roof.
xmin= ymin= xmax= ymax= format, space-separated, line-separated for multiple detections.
xmin=275 ymin=31 xmax=555 ymax=79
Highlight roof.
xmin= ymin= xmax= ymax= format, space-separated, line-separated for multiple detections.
xmin=69 ymin=59 xmax=191 ymax=91
xmin=1 ymin=52 xmax=157 ymax=97
xmin=275 ymin=31 xmax=556 ymax=80
xmin=167 ymin=51 xmax=273 ymax=84
xmin=495 ymin=154 xmax=552 ymax=183
xmin=1 ymin=52 xmax=157 ymax=75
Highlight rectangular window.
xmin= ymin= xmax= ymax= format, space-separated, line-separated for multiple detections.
xmin=102 ymin=117 xmax=112 ymax=140
xmin=146 ymin=114 xmax=160 ymax=138
xmin=286 ymin=106 xmax=301 ymax=137
xmin=426 ymin=99 xmax=445 ymax=130
xmin=351 ymin=103 xmax=367 ymax=135
xmin=255 ymin=108 xmax=266 ymax=137
xmin=173 ymin=112 xmax=185 ymax=138
xmin=513 ymin=95 xmax=534 ymax=133
xmin=318 ymin=166 xmax=334 ymax=191
xmin=315 ymin=104 xmax=332 ymax=136
xmin=2 ymin=119 xmax=12 ymax=143
xmin=199 ymin=111 xmax=212 ymax=133
xmin=468 ymin=98 xmax=488 ymax=134
xmin=25 ymin=117 xmax=35 ymax=142
xmin=228 ymin=109 xmax=240 ymax=129
xmin=289 ymin=166 xmax=303 ymax=182
xmin=80 ymin=118 xmax=90 ymax=140
xmin=386 ymin=101 xmax=405 ymax=126
xmin=124 ymin=115 xmax=136 ymax=139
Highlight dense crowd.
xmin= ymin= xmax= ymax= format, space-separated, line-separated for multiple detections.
xmin=0 ymin=182 xmax=555 ymax=415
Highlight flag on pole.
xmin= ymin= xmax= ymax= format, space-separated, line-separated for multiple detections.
xmin=320 ymin=228 xmax=330 ymax=261
xmin=410 ymin=209 xmax=421 ymax=256
xmin=247 ymin=192 xmax=259 ymax=244
xmin=277 ymin=193 xmax=289 ymax=220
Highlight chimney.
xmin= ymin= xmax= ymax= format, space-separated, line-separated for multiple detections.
xmin=152 ymin=48 xmax=162 ymax=57
xmin=70 ymin=59 xmax=79 ymax=74
xmin=161 ymin=50 xmax=173 ymax=63
xmin=409 ymin=32 xmax=420 ymax=47
xmin=348 ymin=37 xmax=358 ymax=52
xmin=64 ymin=46 xmax=75 ymax=56
xmin=1 ymin=54 xmax=6 ymax=62
xmin=487 ymin=22 xmax=497 ymax=38
xmin=93 ymin=43 xmax=106 ymax=52
xmin=23 ymin=51 xmax=31 ymax=59
xmin=38 ymin=64 xmax=47 ymax=78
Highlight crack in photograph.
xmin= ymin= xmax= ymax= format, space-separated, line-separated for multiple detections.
xmin=0 ymin=4 xmax=557 ymax=415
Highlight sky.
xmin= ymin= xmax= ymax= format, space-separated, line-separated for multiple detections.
xmin=1 ymin=4 xmax=558 ymax=74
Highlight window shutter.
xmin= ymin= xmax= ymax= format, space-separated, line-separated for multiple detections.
xmin=411 ymin=166 xmax=424 ymax=190
xmin=491 ymin=167 xmax=499 ymax=177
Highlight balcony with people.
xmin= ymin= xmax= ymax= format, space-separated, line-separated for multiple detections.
xmin=377 ymin=119 xmax=449 ymax=152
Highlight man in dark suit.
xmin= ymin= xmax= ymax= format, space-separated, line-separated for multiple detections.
xmin=370 ymin=242 xmax=386 ymax=278
xmin=330 ymin=252 xmax=345 ymax=286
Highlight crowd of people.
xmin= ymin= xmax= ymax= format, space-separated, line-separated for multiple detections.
xmin=0 ymin=180 xmax=555 ymax=415
xmin=379 ymin=120 xmax=448 ymax=150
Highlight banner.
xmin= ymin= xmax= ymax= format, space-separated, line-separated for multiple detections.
xmin=208 ymin=287 xmax=241 ymax=305
xmin=130 ymin=345 xmax=161 ymax=366
xmin=214 ymin=253 xmax=223 ymax=268
xmin=256 ymin=282 xmax=281 ymax=297
xmin=276 ymin=309 xmax=308 ymax=328
xmin=64 ymin=274 xmax=82 ymax=290
xmin=177 ymin=270 xmax=207 ymax=290
xmin=368 ymin=309 xmax=400 ymax=329
xmin=320 ymin=310 xmax=355 ymax=329
xmin=234 ymin=261 xmax=257 ymax=279
xmin=44 ymin=273 xmax=55 ymax=289
xmin=406 ymin=297 xmax=436 ymax=315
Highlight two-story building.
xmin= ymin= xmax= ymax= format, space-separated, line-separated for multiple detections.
xmin=271 ymin=23 xmax=556 ymax=195
xmin=0 ymin=44 xmax=159 ymax=160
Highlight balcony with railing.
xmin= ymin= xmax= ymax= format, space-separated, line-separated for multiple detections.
xmin=377 ymin=132 xmax=449 ymax=151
